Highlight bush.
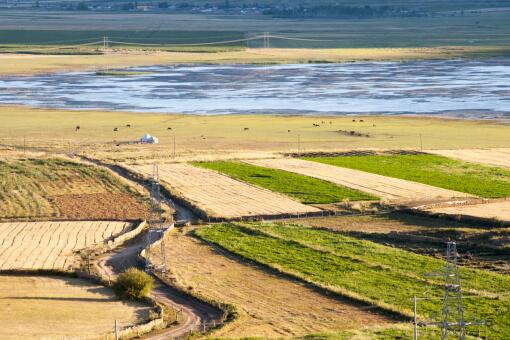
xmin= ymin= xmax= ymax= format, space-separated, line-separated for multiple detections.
xmin=114 ymin=268 xmax=153 ymax=300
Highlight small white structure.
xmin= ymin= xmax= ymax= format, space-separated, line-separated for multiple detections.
xmin=140 ymin=134 xmax=159 ymax=144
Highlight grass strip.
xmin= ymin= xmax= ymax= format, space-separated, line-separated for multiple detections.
xmin=192 ymin=161 xmax=375 ymax=204
xmin=303 ymin=154 xmax=510 ymax=198
xmin=195 ymin=223 xmax=510 ymax=338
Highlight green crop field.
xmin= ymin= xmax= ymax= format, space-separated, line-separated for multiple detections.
xmin=193 ymin=161 xmax=375 ymax=204
xmin=195 ymin=223 xmax=510 ymax=338
xmin=303 ymin=154 xmax=510 ymax=198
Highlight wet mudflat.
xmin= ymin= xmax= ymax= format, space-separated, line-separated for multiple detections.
xmin=1 ymin=58 xmax=509 ymax=118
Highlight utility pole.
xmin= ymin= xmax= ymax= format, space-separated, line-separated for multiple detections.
xmin=297 ymin=134 xmax=301 ymax=156
xmin=263 ymin=32 xmax=270 ymax=48
xmin=103 ymin=36 xmax=110 ymax=71
xmin=114 ymin=320 xmax=118 ymax=340
xmin=23 ymin=136 xmax=26 ymax=155
xmin=419 ymin=133 xmax=423 ymax=152
xmin=413 ymin=295 xmax=418 ymax=340
xmin=173 ymin=135 xmax=176 ymax=159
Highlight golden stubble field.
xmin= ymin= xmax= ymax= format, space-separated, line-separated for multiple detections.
xmin=162 ymin=229 xmax=395 ymax=338
xmin=429 ymin=148 xmax=510 ymax=169
xmin=0 ymin=275 xmax=151 ymax=340
xmin=130 ymin=163 xmax=319 ymax=219
xmin=0 ymin=221 xmax=134 ymax=271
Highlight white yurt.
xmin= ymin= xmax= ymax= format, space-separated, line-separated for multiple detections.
xmin=140 ymin=134 xmax=159 ymax=144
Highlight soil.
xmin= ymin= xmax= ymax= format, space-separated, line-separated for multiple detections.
xmin=52 ymin=193 xmax=148 ymax=220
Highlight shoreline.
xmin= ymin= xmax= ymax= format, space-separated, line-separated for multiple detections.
xmin=1 ymin=46 xmax=509 ymax=77
xmin=1 ymin=104 xmax=509 ymax=124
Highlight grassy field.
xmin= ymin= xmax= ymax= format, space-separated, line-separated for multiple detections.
xmin=0 ymin=157 xmax=147 ymax=220
xmin=1 ymin=10 xmax=510 ymax=48
xmin=289 ymin=213 xmax=510 ymax=274
xmin=193 ymin=161 xmax=375 ymax=204
xmin=161 ymin=228 xmax=393 ymax=338
xmin=195 ymin=222 xmax=510 ymax=338
xmin=1 ymin=106 xmax=509 ymax=163
xmin=0 ymin=275 xmax=151 ymax=339
xmin=304 ymin=153 xmax=510 ymax=198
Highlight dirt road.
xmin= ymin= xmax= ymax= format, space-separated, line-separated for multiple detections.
xmin=95 ymin=233 xmax=224 ymax=339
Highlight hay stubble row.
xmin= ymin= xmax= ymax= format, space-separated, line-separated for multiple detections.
xmin=130 ymin=163 xmax=319 ymax=219
xmin=429 ymin=148 xmax=510 ymax=169
xmin=246 ymin=158 xmax=471 ymax=202
xmin=0 ymin=221 xmax=132 ymax=270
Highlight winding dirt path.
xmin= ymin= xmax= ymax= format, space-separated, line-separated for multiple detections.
xmin=95 ymin=233 xmax=224 ymax=339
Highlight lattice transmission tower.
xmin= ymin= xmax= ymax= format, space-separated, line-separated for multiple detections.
xmin=418 ymin=242 xmax=486 ymax=340
xmin=145 ymin=164 xmax=168 ymax=273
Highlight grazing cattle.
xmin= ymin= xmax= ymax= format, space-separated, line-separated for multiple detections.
xmin=244 ymin=128 xmax=249 ymax=131
xmin=167 ymin=127 xmax=172 ymax=130
xmin=288 ymin=130 xmax=291 ymax=133
xmin=360 ymin=119 xmax=364 ymax=122
xmin=126 ymin=124 xmax=131 ymax=128
xmin=113 ymin=128 xmax=118 ymax=132
xmin=352 ymin=119 xmax=356 ymax=122
xmin=75 ymin=125 xmax=80 ymax=131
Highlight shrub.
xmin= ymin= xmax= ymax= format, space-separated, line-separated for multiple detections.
xmin=114 ymin=268 xmax=153 ymax=300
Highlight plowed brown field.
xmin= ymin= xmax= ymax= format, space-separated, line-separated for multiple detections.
xmin=163 ymin=230 xmax=394 ymax=338
xmin=429 ymin=149 xmax=510 ymax=169
xmin=246 ymin=158 xmax=470 ymax=202
xmin=0 ymin=221 xmax=133 ymax=271
xmin=130 ymin=163 xmax=319 ymax=219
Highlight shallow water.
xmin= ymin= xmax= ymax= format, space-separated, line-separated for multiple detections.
xmin=1 ymin=59 xmax=510 ymax=118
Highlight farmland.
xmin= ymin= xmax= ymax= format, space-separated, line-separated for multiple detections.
xmin=427 ymin=199 xmax=510 ymax=223
xmin=289 ymin=212 xmax=510 ymax=276
xmin=0 ymin=158 xmax=147 ymax=220
xmin=246 ymin=158 xmax=467 ymax=202
xmin=429 ymin=148 xmax=510 ymax=169
xmin=195 ymin=222 xmax=510 ymax=338
xmin=130 ymin=163 xmax=319 ymax=219
xmin=304 ymin=153 xmax=510 ymax=198
xmin=0 ymin=221 xmax=135 ymax=270
xmin=0 ymin=275 xmax=151 ymax=340
xmin=161 ymin=228 xmax=394 ymax=338
xmin=1 ymin=10 xmax=510 ymax=49
xmin=193 ymin=161 xmax=375 ymax=204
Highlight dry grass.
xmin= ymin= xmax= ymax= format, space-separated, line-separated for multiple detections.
xmin=162 ymin=229 xmax=395 ymax=338
xmin=429 ymin=148 xmax=510 ymax=169
xmin=0 ymin=221 xmax=134 ymax=271
xmin=0 ymin=274 xmax=151 ymax=340
xmin=1 ymin=106 xmax=509 ymax=163
xmin=427 ymin=200 xmax=510 ymax=222
xmin=1 ymin=46 xmax=507 ymax=76
xmin=130 ymin=163 xmax=318 ymax=219
xmin=246 ymin=158 xmax=470 ymax=202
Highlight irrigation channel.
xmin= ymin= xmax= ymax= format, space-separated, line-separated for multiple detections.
xmin=1 ymin=59 xmax=510 ymax=118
